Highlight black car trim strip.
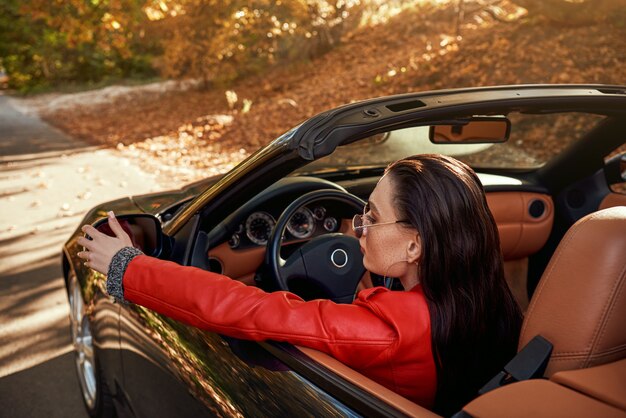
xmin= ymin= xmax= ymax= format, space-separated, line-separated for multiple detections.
xmin=259 ymin=341 xmax=411 ymax=418
xmin=291 ymin=86 xmax=626 ymax=157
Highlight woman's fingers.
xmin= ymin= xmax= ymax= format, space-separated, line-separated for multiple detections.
xmin=81 ymin=224 xmax=102 ymax=240
xmin=86 ymin=251 xmax=107 ymax=274
xmin=77 ymin=247 xmax=111 ymax=274
xmin=108 ymin=211 xmax=133 ymax=247
xmin=76 ymin=212 xmax=133 ymax=275
xmin=77 ymin=235 xmax=94 ymax=249
xmin=107 ymin=211 xmax=130 ymax=242
xmin=77 ymin=250 xmax=96 ymax=270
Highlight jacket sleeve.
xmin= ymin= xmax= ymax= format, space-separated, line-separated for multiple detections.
xmin=121 ymin=254 xmax=399 ymax=368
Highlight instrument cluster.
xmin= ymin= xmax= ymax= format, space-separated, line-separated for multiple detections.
xmin=228 ymin=204 xmax=340 ymax=249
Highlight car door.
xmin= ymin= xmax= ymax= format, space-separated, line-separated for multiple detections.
xmin=118 ymin=301 xmax=362 ymax=417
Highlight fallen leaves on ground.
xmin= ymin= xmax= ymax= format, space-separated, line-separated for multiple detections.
xmin=39 ymin=1 xmax=626 ymax=187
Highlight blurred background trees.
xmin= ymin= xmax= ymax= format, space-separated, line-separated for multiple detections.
xmin=0 ymin=0 xmax=368 ymax=91
xmin=152 ymin=0 xmax=362 ymax=87
xmin=0 ymin=0 xmax=159 ymax=91
xmin=0 ymin=0 xmax=624 ymax=92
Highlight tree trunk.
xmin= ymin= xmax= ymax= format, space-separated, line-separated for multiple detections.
xmin=513 ymin=0 xmax=626 ymax=26
xmin=455 ymin=0 xmax=465 ymax=38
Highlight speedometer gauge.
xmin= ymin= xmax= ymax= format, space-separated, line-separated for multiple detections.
xmin=245 ymin=212 xmax=275 ymax=245
xmin=287 ymin=207 xmax=315 ymax=239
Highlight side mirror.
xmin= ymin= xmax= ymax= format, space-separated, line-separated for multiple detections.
xmin=92 ymin=214 xmax=164 ymax=257
xmin=429 ymin=116 xmax=511 ymax=144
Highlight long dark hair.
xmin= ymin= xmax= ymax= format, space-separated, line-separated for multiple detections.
xmin=386 ymin=154 xmax=522 ymax=416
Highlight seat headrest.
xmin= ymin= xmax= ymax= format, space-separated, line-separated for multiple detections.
xmin=519 ymin=206 xmax=626 ymax=377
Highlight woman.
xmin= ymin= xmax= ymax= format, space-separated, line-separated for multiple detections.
xmin=77 ymin=154 xmax=522 ymax=416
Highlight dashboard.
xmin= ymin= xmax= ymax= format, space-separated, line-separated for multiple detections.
xmin=204 ymin=176 xmax=360 ymax=280
xmin=204 ymin=173 xmax=555 ymax=293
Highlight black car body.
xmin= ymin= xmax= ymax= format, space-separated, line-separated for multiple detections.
xmin=62 ymin=85 xmax=626 ymax=417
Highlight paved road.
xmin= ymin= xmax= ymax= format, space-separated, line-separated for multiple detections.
xmin=0 ymin=92 xmax=161 ymax=417
xmin=0 ymin=94 xmax=102 ymax=160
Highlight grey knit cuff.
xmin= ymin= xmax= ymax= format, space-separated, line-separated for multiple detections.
xmin=106 ymin=246 xmax=144 ymax=302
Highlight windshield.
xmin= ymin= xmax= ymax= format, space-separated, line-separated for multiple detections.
xmin=295 ymin=112 xmax=605 ymax=173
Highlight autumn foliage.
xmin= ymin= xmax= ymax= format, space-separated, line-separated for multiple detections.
xmin=3 ymin=0 xmax=624 ymax=92
xmin=0 ymin=0 xmax=158 ymax=90
xmin=154 ymin=0 xmax=361 ymax=86
xmin=1 ymin=0 xmax=366 ymax=91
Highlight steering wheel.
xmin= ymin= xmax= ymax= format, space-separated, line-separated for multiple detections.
xmin=265 ymin=189 xmax=366 ymax=304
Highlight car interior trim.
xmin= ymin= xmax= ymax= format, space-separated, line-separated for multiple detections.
xmin=550 ymin=358 xmax=626 ymax=411
xmin=208 ymin=243 xmax=265 ymax=280
xmin=296 ymin=345 xmax=440 ymax=418
xmin=258 ymin=341 xmax=416 ymax=418
xmin=485 ymin=192 xmax=554 ymax=261
xmin=461 ymin=379 xmax=626 ymax=418
xmin=599 ymin=192 xmax=626 ymax=210
xmin=205 ymin=192 xmax=554 ymax=283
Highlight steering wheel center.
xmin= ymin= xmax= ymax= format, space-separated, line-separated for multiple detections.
xmin=330 ymin=248 xmax=348 ymax=268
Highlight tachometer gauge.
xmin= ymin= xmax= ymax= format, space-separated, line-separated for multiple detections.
xmin=287 ymin=207 xmax=315 ymax=239
xmin=312 ymin=206 xmax=326 ymax=221
xmin=245 ymin=212 xmax=275 ymax=245
xmin=323 ymin=217 xmax=338 ymax=232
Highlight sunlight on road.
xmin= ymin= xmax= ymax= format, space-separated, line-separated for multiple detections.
xmin=0 ymin=149 xmax=162 ymax=245
xmin=0 ymin=146 xmax=165 ymax=378
xmin=0 ymin=262 xmax=72 ymax=378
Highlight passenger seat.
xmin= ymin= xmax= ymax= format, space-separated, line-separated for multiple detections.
xmin=457 ymin=206 xmax=626 ymax=417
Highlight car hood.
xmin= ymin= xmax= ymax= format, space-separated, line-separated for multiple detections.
xmin=131 ymin=174 xmax=223 ymax=215
xmin=63 ymin=175 xmax=222 ymax=252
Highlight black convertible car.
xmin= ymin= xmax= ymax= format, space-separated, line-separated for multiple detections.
xmin=63 ymin=85 xmax=626 ymax=418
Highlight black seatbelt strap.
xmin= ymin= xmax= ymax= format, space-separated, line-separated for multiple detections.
xmin=478 ymin=335 xmax=553 ymax=395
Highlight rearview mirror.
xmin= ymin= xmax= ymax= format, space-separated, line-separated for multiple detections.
xmin=92 ymin=214 xmax=163 ymax=257
xmin=429 ymin=117 xmax=511 ymax=144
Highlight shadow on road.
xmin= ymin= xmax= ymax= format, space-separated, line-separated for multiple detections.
xmin=0 ymin=254 xmax=66 ymax=319
xmin=0 ymin=255 xmax=71 ymax=374
xmin=0 ymin=352 xmax=88 ymax=418
xmin=0 ymin=254 xmax=88 ymax=417
xmin=0 ymin=89 xmax=158 ymax=418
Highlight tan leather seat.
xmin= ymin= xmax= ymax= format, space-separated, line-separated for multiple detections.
xmin=459 ymin=207 xmax=626 ymax=418
xmin=518 ymin=206 xmax=626 ymax=376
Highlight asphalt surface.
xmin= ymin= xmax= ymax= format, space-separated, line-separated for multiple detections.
xmin=0 ymin=92 xmax=162 ymax=417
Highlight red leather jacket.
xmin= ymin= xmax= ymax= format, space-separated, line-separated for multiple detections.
xmin=122 ymin=255 xmax=437 ymax=408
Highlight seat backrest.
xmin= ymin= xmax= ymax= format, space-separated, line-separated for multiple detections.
xmin=518 ymin=206 xmax=626 ymax=377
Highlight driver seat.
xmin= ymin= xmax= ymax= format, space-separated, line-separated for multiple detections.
xmin=460 ymin=206 xmax=626 ymax=417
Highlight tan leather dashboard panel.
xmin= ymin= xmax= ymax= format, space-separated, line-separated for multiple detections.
xmin=486 ymin=192 xmax=554 ymax=261
xmin=208 ymin=244 xmax=263 ymax=285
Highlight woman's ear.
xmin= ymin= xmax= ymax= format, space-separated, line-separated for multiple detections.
xmin=406 ymin=233 xmax=422 ymax=264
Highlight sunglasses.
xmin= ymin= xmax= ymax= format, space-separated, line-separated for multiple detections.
xmin=352 ymin=213 xmax=409 ymax=239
